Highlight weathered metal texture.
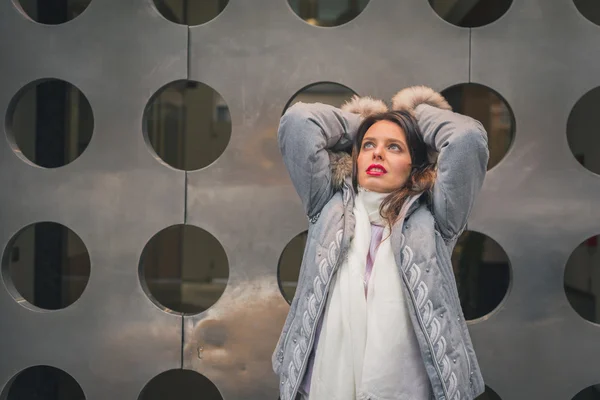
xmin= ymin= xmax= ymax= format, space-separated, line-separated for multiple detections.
xmin=469 ymin=1 xmax=600 ymax=399
xmin=0 ymin=1 xmax=187 ymax=399
xmin=2 ymin=0 xmax=598 ymax=399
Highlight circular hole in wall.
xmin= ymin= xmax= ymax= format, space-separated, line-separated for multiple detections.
xmin=1 ymin=222 xmax=91 ymax=310
xmin=6 ymin=79 xmax=94 ymax=168
xmin=139 ymin=224 xmax=228 ymax=315
xmin=144 ymin=80 xmax=231 ymax=171
xmin=452 ymin=231 xmax=511 ymax=320
xmin=477 ymin=386 xmax=502 ymax=399
xmin=572 ymin=384 xmax=600 ymax=399
xmin=152 ymin=0 xmax=228 ymax=25
xmin=288 ymin=0 xmax=371 ymax=27
xmin=14 ymin=0 xmax=91 ymax=24
xmin=0 ymin=365 xmax=85 ymax=399
xmin=284 ymin=82 xmax=358 ymax=113
xmin=564 ymin=234 xmax=600 ymax=323
xmin=442 ymin=83 xmax=515 ymax=170
xmin=567 ymin=87 xmax=600 ymax=175
xmin=277 ymin=231 xmax=307 ymax=303
xmin=428 ymin=0 xmax=512 ymax=27
xmin=138 ymin=369 xmax=223 ymax=400
xmin=574 ymin=0 xmax=600 ymax=26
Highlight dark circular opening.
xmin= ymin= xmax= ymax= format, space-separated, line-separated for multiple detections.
xmin=564 ymin=234 xmax=600 ymax=323
xmin=477 ymin=385 xmax=502 ymax=399
xmin=139 ymin=225 xmax=229 ymax=315
xmin=567 ymin=86 xmax=600 ymax=175
xmin=143 ymin=80 xmax=231 ymax=171
xmin=452 ymin=231 xmax=511 ymax=320
xmin=1 ymin=222 xmax=91 ymax=311
xmin=428 ymin=0 xmax=512 ymax=27
xmin=277 ymin=231 xmax=308 ymax=303
xmin=14 ymin=0 xmax=91 ymax=24
xmin=442 ymin=83 xmax=515 ymax=170
xmin=152 ymin=0 xmax=228 ymax=26
xmin=287 ymin=0 xmax=371 ymax=27
xmin=284 ymin=82 xmax=358 ymax=114
xmin=6 ymin=79 xmax=94 ymax=168
xmin=574 ymin=0 xmax=600 ymax=26
xmin=0 ymin=365 xmax=85 ymax=399
xmin=138 ymin=369 xmax=223 ymax=400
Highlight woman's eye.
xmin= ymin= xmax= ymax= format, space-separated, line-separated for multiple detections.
xmin=389 ymin=144 xmax=401 ymax=151
xmin=363 ymin=142 xmax=374 ymax=149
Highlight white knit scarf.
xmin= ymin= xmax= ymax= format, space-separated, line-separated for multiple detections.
xmin=309 ymin=188 xmax=431 ymax=400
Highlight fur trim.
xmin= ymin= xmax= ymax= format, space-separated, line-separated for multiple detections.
xmin=391 ymin=86 xmax=452 ymax=114
xmin=329 ymin=151 xmax=352 ymax=190
xmin=341 ymin=95 xmax=388 ymax=118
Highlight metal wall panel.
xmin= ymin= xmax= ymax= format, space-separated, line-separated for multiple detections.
xmin=470 ymin=1 xmax=600 ymax=399
xmin=0 ymin=1 xmax=187 ymax=399
xmin=1 ymin=0 xmax=596 ymax=399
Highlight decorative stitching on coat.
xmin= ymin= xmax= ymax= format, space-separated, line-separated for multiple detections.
xmin=400 ymin=233 xmax=462 ymax=400
xmin=309 ymin=212 xmax=321 ymax=224
xmin=281 ymin=228 xmax=343 ymax=400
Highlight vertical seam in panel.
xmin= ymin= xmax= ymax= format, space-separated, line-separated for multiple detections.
xmin=468 ymin=28 xmax=472 ymax=83
xmin=181 ymin=315 xmax=184 ymax=368
xmin=187 ymin=26 xmax=191 ymax=81
xmin=185 ymin=26 xmax=190 ymax=223
xmin=182 ymin=23 xmax=191 ymax=371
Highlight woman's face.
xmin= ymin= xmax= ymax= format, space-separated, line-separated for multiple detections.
xmin=357 ymin=120 xmax=412 ymax=193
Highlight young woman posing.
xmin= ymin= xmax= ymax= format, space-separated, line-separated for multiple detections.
xmin=273 ymin=86 xmax=489 ymax=400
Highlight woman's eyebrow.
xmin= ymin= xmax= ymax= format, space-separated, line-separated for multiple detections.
xmin=362 ymin=137 xmax=407 ymax=147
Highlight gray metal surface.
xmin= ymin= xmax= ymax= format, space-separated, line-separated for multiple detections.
xmin=469 ymin=1 xmax=600 ymax=399
xmin=0 ymin=1 xmax=187 ymax=399
xmin=1 ymin=0 xmax=597 ymax=399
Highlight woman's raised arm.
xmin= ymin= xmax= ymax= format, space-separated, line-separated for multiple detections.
xmin=393 ymin=86 xmax=489 ymax=239
xmin=277 ymin=101 xmax=362 ymax=219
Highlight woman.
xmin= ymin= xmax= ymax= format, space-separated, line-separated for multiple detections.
xmin=273 ymin=86 xmax=489 ymax=400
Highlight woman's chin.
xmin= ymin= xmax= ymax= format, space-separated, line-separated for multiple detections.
xmin=359 ymin=182 xmax=394 ymax=193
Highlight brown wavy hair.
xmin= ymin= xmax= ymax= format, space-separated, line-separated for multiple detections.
xmin=351 ymin=110 xmax=437 ymax=227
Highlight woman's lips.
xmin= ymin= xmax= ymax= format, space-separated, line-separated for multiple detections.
xmin=366 ymin=164 xmax=387 ymax=176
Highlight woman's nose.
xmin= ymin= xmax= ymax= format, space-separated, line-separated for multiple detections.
xmin=373 ymin=148 xmax=383 ymax=160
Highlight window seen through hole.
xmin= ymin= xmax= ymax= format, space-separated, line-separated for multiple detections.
xmin=15 ymin=0 xmax=91 ymax=24
xmin=442 ymin=83 xmax=514 ymax=170
xmin=153 ymin=0 xmax=228 ymax=25
xmin=278 ymin=231 xmax=308 ymax=303
xmin=451 ymin=231 xmax=510 ymax=320
xmin=288 ymin=0 xmax=371 ymax=27
xmin=428 ymin=0 xmax=512 ymax=27
xmin=139 ymin=225 xmax=228 ymax=315
xmin=567 ymin=87 xmax=600 ymax=175
xmin=1 ymin=222 xmax=91 ymax=311
xmin=564 ymin=235 xmax=600 ymax=323
xmin=6 ymin=79 xmax=94 ymax=168
xmin=144 ymin=80 xmax=231 ymax=171
xmin=0 ymin=365 xmax=86 ymax=400
xmin=138 ymin=369 xmax=223 ymax=400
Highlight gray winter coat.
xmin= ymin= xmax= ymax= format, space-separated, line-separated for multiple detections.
xmin=272 ymin=93 xmax=489 ymax=400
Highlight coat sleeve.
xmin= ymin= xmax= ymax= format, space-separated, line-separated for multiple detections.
xmin=278 ymin=102 xmax=362 ymax=219
xmin=415 ymin=104 xmax=489 ymax=239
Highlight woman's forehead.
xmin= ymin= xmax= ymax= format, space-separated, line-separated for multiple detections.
xmin=364 ymin=120 xmax=407 ymax=142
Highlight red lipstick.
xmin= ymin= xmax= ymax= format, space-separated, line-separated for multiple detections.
xmin=366 ymin=164 xmax=387 ymax=176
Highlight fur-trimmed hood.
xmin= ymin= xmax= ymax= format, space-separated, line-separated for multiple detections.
xmin=330 ymin=86 xmax=451 ymax=190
